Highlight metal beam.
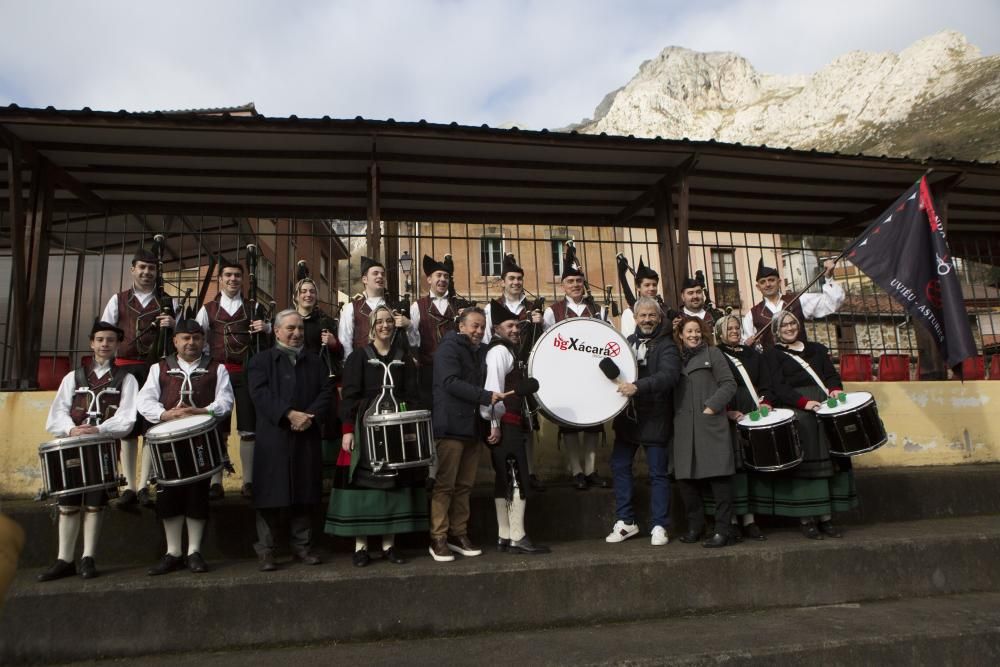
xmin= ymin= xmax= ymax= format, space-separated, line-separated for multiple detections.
xmin=0 ymin=126 xmax=106 ymax=211
xmin=367 ymin=161 xmax=381 ymax=261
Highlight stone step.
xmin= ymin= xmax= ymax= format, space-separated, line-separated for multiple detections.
xmin=6 ymin=463 xmax=1000 ymax=569
xmin=3 ymin=515 xmax=1000 ymax=664
xmin=49 ymin=591 xmax=1000 ymax=666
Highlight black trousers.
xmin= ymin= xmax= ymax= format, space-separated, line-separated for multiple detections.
xmin=677 ymin=476 xmax=734 ymax=535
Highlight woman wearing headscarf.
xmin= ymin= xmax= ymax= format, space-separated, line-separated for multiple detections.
xmin=760 ymin=310 xmax=858 ymax=539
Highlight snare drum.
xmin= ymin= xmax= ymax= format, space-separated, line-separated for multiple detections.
xmin=364 ymin=409 xmax=435 ymax=476
xmin=736 ymin=409 xmax=803 ymax=472
xmin=144 ymin=414 xmax=228 ymax=486
xmin=38 ymin=434 xmax=122 ymax=499
xmin=816 ymin=391 xmax=887 ymax=456
xmin=528 ymin=318 xmax=637 ymax=428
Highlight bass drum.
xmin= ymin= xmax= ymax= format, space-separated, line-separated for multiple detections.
xmin=815 ymin=391 xmax=887 ymax=456
xmin=528 ymin=318 xmax=637 ymax=428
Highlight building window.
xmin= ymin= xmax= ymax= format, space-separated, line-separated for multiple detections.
xmin=320 ymin=252 xmax=329 ymax=282
xmin=480 ymin=237 xmax=503 ymax=276
xmin=710 ymin=249 xmax=740 ymax=309
xmin=551 ymin=239 xmax=566 ymax=277
xmin=258 ymin=256 xmax=275 ymax=300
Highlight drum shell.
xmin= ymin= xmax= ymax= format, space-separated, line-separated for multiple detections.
xmin=145 ymin=416 xmax=228 ymax=486
xmin=38 ymin=435 xmax=122 ymax=498
xmin=364 ymin=409 xmax=434 ymax=473
xmin=817 ymin=398 xmax=887 ymax=456
xmin=736 ymin=415 xmax=803 ymax=472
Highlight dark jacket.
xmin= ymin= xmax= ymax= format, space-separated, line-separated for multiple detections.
xmin=765 ymin=342 xmax=843 ymax=410
xmin=612 ymin=328 xmax=681 ymax=447
xmin=432 ymin=330 xmax=491 ymax=441
xmin=718 ymin=344 xmax=774 ymax=414
xmin=248 ymin=345 xmax=332 ymax=508
xmin=672 ymin=345 xmax=738 ymax=479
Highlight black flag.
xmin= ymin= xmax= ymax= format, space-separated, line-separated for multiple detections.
xmin=846 ymin=176 xmax=976 ymax=374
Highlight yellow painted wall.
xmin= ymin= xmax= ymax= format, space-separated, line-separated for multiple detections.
xmin=3 ymin=381 xmax=998 ymax=498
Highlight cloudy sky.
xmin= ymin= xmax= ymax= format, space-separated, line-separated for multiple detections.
xmin=1 ymin=0 xmax=997 ymax=129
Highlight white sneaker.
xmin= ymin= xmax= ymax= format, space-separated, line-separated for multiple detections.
xmin=605 ymin=520 xmax=640 ymax=543
xmin=651 ymin=525 xmax=669 ymax=546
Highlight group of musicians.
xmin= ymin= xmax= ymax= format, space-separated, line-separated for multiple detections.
xmin=37 ymin=241 xmax=855 ymax=581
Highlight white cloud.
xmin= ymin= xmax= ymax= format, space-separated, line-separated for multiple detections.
xmin=0 ymin=0 xmax=995 ymax=129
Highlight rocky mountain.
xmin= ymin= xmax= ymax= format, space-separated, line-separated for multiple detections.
xmin=575 ymin=31 xmax=1000 ymax=162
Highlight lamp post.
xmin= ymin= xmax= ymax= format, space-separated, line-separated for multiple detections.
xmin=399 ymin=250 xmax=413 ymax=293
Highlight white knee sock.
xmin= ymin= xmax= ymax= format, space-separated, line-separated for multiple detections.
xmin=819 ymin=513 xmax=832 ymax=522
xmin=494 ymin=498 xmax=511 ymax=540
xmin=211 ymin=470 xmax=222 ymax=485
xmin=82 ymin=508 xmax=103 ymax=558
xmin=355 ymin=536 xmax=367 ymax=552
xmin=186 ymin=517 xmax=206 ymax=555
xmin=743 ymin=513 xmax=756 ymax=526
xmin=121 ymin=438 xmax=138 ymax=491
xmin=163 ymin=516 xmax=184 ymax=557
xmin=57 ymin=510 xmax=81 ymax=562
xmin=139 ymin=444 xmax=153 ymax=488
xmin=240 ymin=437 xmax=255 ymax=484
xmin=582 ymin=432 xmax=599 ymax=476
xmin=381 ymin=535 xmax=394 ymax=551
xmin=509 ymin=495 xmax=527 ymax=542
xmin=563 ymin=432 xmax=583 ymax=475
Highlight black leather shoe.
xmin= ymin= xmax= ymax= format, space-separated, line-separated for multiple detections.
xmin=801 ymin=520 xmax=824 ymax=540
xmin=496 ymin=538 xmax=511 ymax=552
xmin=187 ymin=552 xmax=209 ymax=573
xmin=258 ymin=551 xmax=278 ymax=572
xmin=818 ymin=520 xmax=843 ymax=538
xmin=743 ymin=523 xmax=767 ymax=541
xmin=208 ymin=483 xmax=224 ymax=501
xmin=79 ymin=556 xmax=99 ymax=579
xmin=586 ymin=473 xmax=608 ymax=488
xmin=384 ymin=547 xmax=407 ymax=564
xmin=137 ymin=487 xmax=155 ymax=508
xmin=678 ymin=528 xmax=704 ymax=544
xmin=116 ymin=489 xmax=137 ymax=507
xmin=508 ymin=537 xmax=551 ymax=554
xmin=37 ymin=559 xmax=76 ymax=582
xmin=573 ymin=473 xmax=588 ymax=491
xmin=729 ymin=525 xmax=745 ymax=544
xmin=353 ymin=549 xmax=371 ymax=567
xmin=147 ymin=554 xmax=184 ymax=576
xmin=529 ymin=475 xmax=546 ymax=492
xmin=293 ymin=551 xmax=322 ymax=566
xmin=703 ymin=532 xmax=731 ymax=548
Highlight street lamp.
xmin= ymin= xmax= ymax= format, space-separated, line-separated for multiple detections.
xmin=399 ymin=250 xmax=413 ymax=292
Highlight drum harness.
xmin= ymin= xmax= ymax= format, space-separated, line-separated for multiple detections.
xmin=363 ymin=347 xmax=408 ymax=477
xmin=72 ymin=366 xmax=125 ymax=425
xmin=721 ymin=353 xmax=762 ymax=409
xmin=163 ymin=355 xmax=213 ymax=408
xmin=778 ymin=348 xmax=832 ymax=400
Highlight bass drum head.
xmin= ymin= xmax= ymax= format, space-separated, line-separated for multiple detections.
xmin=145 ymin=413 xmax=216 ymax=440
xmin=816 ymin=391 xmax=874 ymax=415
xmin=528 ymin=318 xmax=637 ymax=428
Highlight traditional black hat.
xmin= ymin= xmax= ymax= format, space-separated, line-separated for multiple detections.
xmin=89 ymin=320 xmax=125 ymax=341
xmin=490 ymin=299 xmax=519 ymax=327
xmin=217 ymin=257 xmax=244 ymax=274
xmin=561 ymin=262 xmax=584 ymax=280
xmin=422 ymin=254 xmax=448 ymax=277
xmin=756 ymin=257 xmax=779 ymax=281
xmin=680 ymin=277 xmax=702 ymax=290
xmin=634 ymin=256 xmax=659 ymax=284
xmin=132 ymin=247 xmax=157 ymax=265
xmin=174 ymin=319 xmax=203 ymax=335
xmin=360 ymin=256 xmax=384 ymax=276
xmin=501 ymin=253 xmax=524 ymax=278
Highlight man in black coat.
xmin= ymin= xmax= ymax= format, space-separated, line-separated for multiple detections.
xmin=248 ymin=309 xmax=332 ymax=571
xmin=607 ymin=297 xmax=681 ymax=546
xmin=428 ymin=307 xmax=503 ymax=562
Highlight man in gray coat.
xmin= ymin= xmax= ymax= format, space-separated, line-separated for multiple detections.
xmin=248 ymin=310 xmax=332 ymax=571
xmin=606 ymin=297 xmax=681 ymax=546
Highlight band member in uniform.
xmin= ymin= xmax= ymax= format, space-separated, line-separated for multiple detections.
xmin=137 ymin=319 xmax=234 ymax=575
xmin=605 ymin=297 xmax=680 ymax=546
xmin=742 ymin=258 xmax=844 ymax=347
xmin=760 ymin=311 xmax=858 ymax=539
xmin=716 ymin=313 xmax=772 ymax=541
xmin=248 ymin=310 xmax=332 ymax=571
xmin=618 ymin=257 xmax=668 ymax=339
xmin=195 ymin=258 xmax=270 ymax=500
xmin=408 ymin=254 xmax=458 ymax=398
xmin=429 ymin=307 xmax=500 ymax=562
xmin=483 ymin=253 xmax=545 ymax=491
xmin=100 ymin=246 xmax=177 ymax=507
xmin=339 ymin=257 xmax=410 ymax=353
xmin=673 ymin=315 xmax=738 ymax=548
xmin=542 ymin=261 xmax=609 ymax=491
xmin=326 ymin=305 xmax=428 ymax=566
xmin=668 ymin=277 xmax=717 ymax=334
xmin=482 ymin=301 xmax=549 ymax=554
xmin=38 ymin=321 xmax=139 ymax=581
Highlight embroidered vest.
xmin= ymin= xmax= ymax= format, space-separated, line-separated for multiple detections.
xmin=205 ymin=295 xmax=251 ymax=365
xmin=116 ymin=289 xmax=163 ymax=360
xmin=69 ymin=362 xmax=127 ymax=425
xmin=157 ymin=355 xmax=218 ymax=409
xmin=416 ymin=295 xmax=457 ymax=367
xmin=750 ymin=295 xmax=806 ymax=347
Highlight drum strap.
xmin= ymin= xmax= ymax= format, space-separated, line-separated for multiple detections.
xmin=780 ymin=349 xmax=830 ymax=396
xmin=723 ymin=353 xmax=761 ymax=408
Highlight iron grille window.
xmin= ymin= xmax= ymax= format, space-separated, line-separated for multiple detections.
xmin=710 ymin=248 xmax=741 ymax=309
xmin=480 ymin=237 xmax=503 ymax=276
xmin=551 ymin=239 xmax=565 ymax=277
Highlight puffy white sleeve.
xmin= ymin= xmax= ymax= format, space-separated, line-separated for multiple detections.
xmin=338 ymin=304 xmax=354 ymax=352
xmin=479 ymin=346 xmax=513 ymax=420
xmin=408 ymin=301 xmax=421 ymax=347
xmin=799 ymin=280 xmax=845 ymax=319
xmin=97 ymin=374 xmax=138 ymax=437
xmin=45 ymin=372 xmax=80 ymax=437
xmin=542 ymin=307 xmax=556 ymax=331
xmin=205 ymin=365 xmax=235 ymax=418
xmin=137 ymin=364 xmax=165 ymax=424
xmin=100 ymin=294 xmax=119 ymax=325
xmin=620 ymin=308 xmax=636 ymax=339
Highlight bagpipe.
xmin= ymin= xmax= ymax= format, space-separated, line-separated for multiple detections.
xmin=442 ymin=254 xmax=477 ymax=311
xmin=137 ymin=234 xmax=192 ymax=362
xmin=245 ymin=244 xmax=275 ymax=357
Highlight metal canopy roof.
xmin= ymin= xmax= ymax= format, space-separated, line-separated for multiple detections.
xmin=2 ymin=104 xmax=999 ymax=236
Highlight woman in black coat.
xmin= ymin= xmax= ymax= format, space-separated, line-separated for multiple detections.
xmin=761 ymin=310 xmax=858 ymax=539
xmin=324 ymin=305 xmax=428 ymax=567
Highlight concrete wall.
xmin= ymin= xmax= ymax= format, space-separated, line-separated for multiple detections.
xmin=3 ymin=381 xmax=999 ymax=498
